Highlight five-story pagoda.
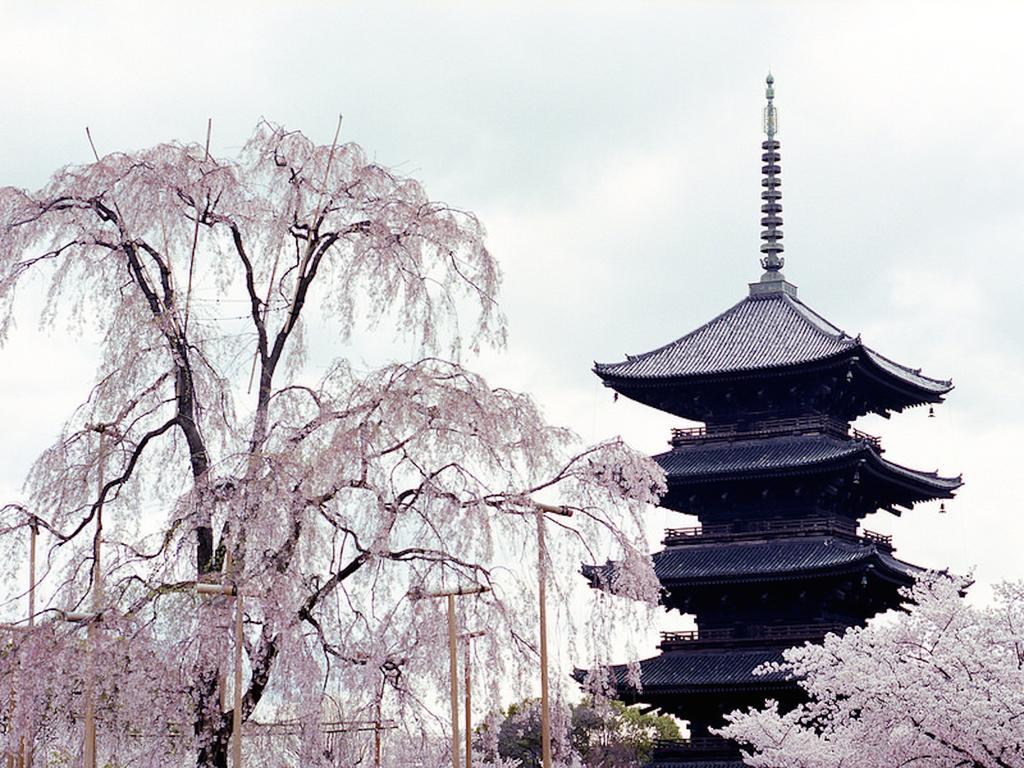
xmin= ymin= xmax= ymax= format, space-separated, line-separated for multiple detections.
xmin=579 ymin=75 xmax=962 ymax=767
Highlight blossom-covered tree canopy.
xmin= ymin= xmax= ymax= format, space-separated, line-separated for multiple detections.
xmin=717 ymin=574 xmax=1024 ymax=768
xmin=0 ymin=122 xmax=664 ymax=767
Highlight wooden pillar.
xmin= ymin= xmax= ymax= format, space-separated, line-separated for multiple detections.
xmin=374 ymin=683 xmax=383 ymax=768
xmin=27 ymin=521 xmax=36 ymax=629
xmin=84 ymin=430 xmax=106 ymax=768
xmin=232 ymin=593 xmax=243 ymax=768
xmin=464 ymin=638 xmax=472 ymax=768
xmin=536 ymin=507 xmax=552 ymax=768
xmin=447 ymin=595 xmax=460 ymax=768
xmin=23 ymin=521 xmax=36 ymax=768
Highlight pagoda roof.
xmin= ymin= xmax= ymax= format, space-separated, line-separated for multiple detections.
xmin=652 ymin=537 xmax=918 ymax=586
xmin=655 ymin=432 xmax=962 ymax=503
xmin=591 ymin=646 xmax=792 ymax=695
xmin=594 ymin=292 xmax=951 ymax=402
xmin=584 ymin=535 xmax=920 ymax=589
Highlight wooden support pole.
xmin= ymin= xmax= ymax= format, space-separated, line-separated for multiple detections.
xmin=5 ymin=684 xmax=12 ymax=768
xmin=28 ymin=521 xmax=36 ymax=628
xmin=536 ymin=506 xmax=552 ymax=768
xmin=408 ymin=584 xmax=488 ymax=768
xmin=23 ymin=520 xmax=36 ymax=768
xmin=232 ymin=594 xmax=243 ymax=768
xmin=84 ymin=429 xmax=106 ymax=768
xmin=464 ymin=638 xmax=471 ymax=768
xmin=447 ymin=594 xmax=460 ymax=768
xmin=412 ymin=584 xmax=489 ymax=600
xmin=457 ymin=630 xmax=484 ymax=768
xmin=374 ymin=683 xmax=383 ymax=768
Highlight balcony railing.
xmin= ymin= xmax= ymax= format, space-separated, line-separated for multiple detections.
xmin=663 ymin=516 xmax=892 ymax=549
xmin=670 ymin=414 xmax=881 ymax=450
xmin=860 ymin=529 xmax=893 ymax=546
xmin=653 ymin=736 xmax=736 ymax=755
xmin=660 ymin=622 xmax=847 ymax=650
xmin=850 ymin=426 xmax=882 ymax=451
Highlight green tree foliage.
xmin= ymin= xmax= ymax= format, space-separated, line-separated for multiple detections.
xmin=481 ymin=697 xmax=680 ymax=767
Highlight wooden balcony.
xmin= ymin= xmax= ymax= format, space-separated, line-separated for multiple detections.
xmin=670 ymin=414 xmax=882 ymax=451
xmin=662 ymin=516 xmax=893 ymax=549
xmin=659 ymin=621 xmax=847 ymax=650
xmin=653 ymin=736 xmax=737 ymax=756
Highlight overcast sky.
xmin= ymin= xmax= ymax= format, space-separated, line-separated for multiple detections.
xmin=2 ymin=1 xmax=1022 ymax=631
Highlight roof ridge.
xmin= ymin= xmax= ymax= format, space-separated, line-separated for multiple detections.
xmin=870 ymin=451 xmax=963 ymax=487
xmin=789 ymin=295 xmax=952 ymax=390
xmin=862 ymin=347 xmax=953 ymax=388
xmin=784 ymin=294 xmax=854 ymax=341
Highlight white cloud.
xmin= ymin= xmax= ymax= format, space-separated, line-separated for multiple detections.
xmin=2 ymin=1 xmax=1022 ymax=674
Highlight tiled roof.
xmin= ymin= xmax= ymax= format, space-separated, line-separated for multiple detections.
xmin=653 ymin=433 xmax=962 ymax=496
xmin=605 ymin=647 xmax=791 ymax=691
xmin=594 ymin=293 xmax=951 ymax=394
xmin=655 ymin=433 xmax=861 ymax=478
xmin=583 ymin=536 xmax=920 ymax=588
xmin=651 ymin=538 xmax=919 ymax=585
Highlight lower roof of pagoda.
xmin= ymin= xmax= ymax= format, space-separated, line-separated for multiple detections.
xmin=655 ymin=432 xmax=961 ymax=503
xmin=579 ymin=645 xmax=795 ymax=698
xmin=584 ymin=535 xmax=919 ymax=589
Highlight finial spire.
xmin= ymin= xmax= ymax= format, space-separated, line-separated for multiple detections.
xmin=759 ymin=72 xmax=784 ymax=273
xmin=763 ymin=72 xmax=777 ymax=139
xmin=750 ymin=72 xmax=797 ymax=298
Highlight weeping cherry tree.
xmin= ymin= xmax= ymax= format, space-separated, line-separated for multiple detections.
xmin=0 ymin=121 xmax=664 ymax=767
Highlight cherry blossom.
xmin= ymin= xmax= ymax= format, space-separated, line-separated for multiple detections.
xmin=717 ymin=573 xmax=1024 ymax=768
xmin=0 ymin=122 xmax=664 ymax=767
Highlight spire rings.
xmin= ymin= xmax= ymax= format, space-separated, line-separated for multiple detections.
xmin=759 ymin=74 xmax=784 ymax=272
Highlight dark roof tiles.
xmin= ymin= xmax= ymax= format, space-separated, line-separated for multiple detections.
xmin=594 ymin=293 xmax=951 ymax=394
xmin=652 ymin=538 xmax=919 ymax=584
xmin=653 ymin=433 xmax=962 ymax=496
xmin=607 ymin=647 xmax=791 ymax=691
xmin=584 ymin=536 xmax=921 ymax=588
xmin=655 ymin=433 xmax=862 ymax=478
